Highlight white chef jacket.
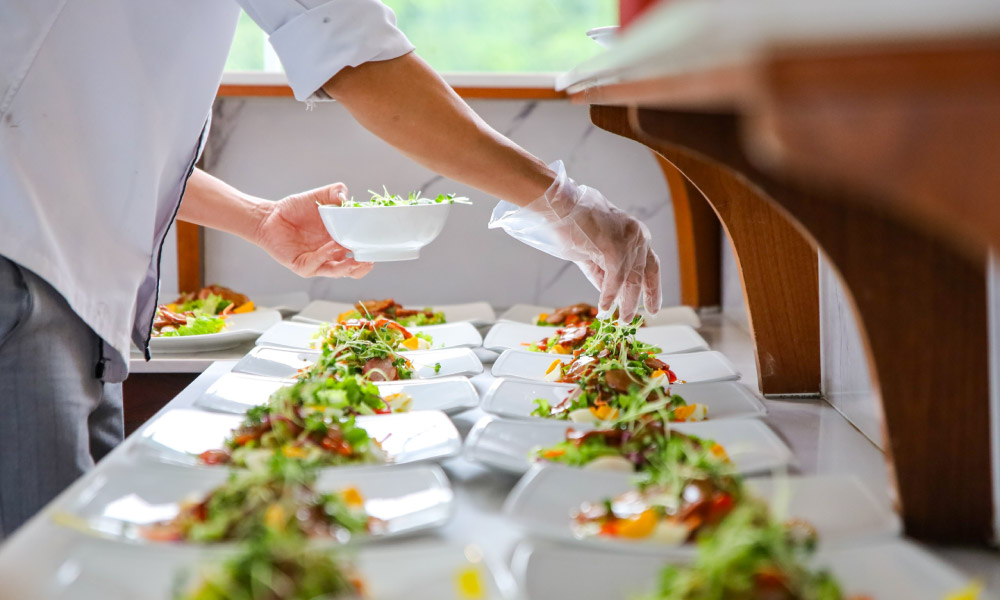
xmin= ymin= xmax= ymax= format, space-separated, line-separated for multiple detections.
xmin=0 ymin=0 xmax=414 ymax=380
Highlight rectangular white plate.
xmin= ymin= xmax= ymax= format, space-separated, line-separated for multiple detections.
xmin=130 ymin=409 xmax=462 ymax=468
xmin=56 ymin=462 xmax=454 ymax=544
xmin=25 ymin=540 xmax=517 ymax=600
xmin=483 ymin=322 xmax=709 ymax=354
xmin=232 ymin=345 xmax=484 ymax=380
xmin=293 ymin=299 xmax=497 ymax=326
xmin=255 ymin=320 xmax=483 ymax=351
xmin=512 ymin=538 xmax=992 ymax=600
xmin=195 ymin=372 xmax=480 ymax=415
xmin=481 ymin=379 xmax=766 ymax=422
xmin=147 ymin=309 xmax=282 ymax=354
xmin=464 ymin=416 xmax=793 ymax=475
xmin=491 ymin=349 xmax=740 ymax=384
xmin=503 ymin=467 xmax=899 ymax=555
xmin=498 ymin=304 xmax=701 ymax=328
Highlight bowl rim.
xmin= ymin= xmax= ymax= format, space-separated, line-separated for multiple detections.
xmin=317 ymin=202 xmax=457 ymax=210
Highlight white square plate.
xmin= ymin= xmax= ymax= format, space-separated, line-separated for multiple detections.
xmin=55 ymin=463 xmax=454 ymax=544
xmin=232 ymin=346 xmax=484 ymax=380
xmin=293 ymin=299 xmax=497 ymax=326
xmin=146 ymin=309 xmax=282 ymax=354
xmin=18 ymin=539 xmax=517 ymax=600
xmin=483 ymin=322 xmax=709 ymax=354
xmin=195 ymin=372 xmax=480 ymax=415
xmin=464 ymin=417 xmax=793 ymax=475
xmin=498 ymin=304 xmax=701 ymax=328
xmin=130 ymin=409 xmax=462 ymax=468
xmin=491 ymin=349 xmax=740 ymax=384
xmin=255 ymin=320 xmax=483 ymax=351
xmin=503 ymin=467 xmax=899 ymax=555
xmin=511 ymin=538 xmax=992 ymax=600
xmin=481 ymin=379 xmax=765 ymax=422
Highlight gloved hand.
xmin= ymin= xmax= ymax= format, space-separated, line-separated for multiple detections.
xmin=489 ymin=161 xmax=661 ymax=321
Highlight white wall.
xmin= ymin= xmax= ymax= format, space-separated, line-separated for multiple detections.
xmin=178 ymin=96 xmax=681 ymax=309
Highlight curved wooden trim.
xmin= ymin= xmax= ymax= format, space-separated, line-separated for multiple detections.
xmin=652 ymin=154 xmax=721 ymax=308
xmin=629 ymin=105 xmax=993 ymax=544
xmin=217 ymin=83 xmax=567 ymax=100
xmin=591 ymin=105 xmax=821 ymax=396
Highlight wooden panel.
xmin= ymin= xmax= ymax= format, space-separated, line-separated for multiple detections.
xmin=175 ymin=219 xmax=202 ymax=292
xmin=752 ymin=39 xmax=1000 ymax=256
xmin=652 ymin=153 xmax=721 ymax=308
xmin=591 ymin=105 xmax=821 ymax=396
xmin=631 ymin=106 xmax=994 ymax=544
xmin=122 ymin=373 xmax=198 ymax=437
xmin=217 ymin=84 xmax=567 ymax=100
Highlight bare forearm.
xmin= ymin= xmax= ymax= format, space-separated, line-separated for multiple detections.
xmin=176 ymin=169 xmax=269 ymax=241
xmin=323 ymin=52 xmax=554 ymax=207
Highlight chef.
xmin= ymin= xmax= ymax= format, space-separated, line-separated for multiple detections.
xmin=0 ymin=0 xmax=661 ymax=537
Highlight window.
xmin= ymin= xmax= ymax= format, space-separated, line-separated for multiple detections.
xmin=224 ymin=0 xmax=616 ymax=73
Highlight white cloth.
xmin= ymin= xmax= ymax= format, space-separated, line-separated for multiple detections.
xmin=0 ymin=0 xmax=414 ymax=377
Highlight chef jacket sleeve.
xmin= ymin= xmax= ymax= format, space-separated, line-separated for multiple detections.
xmin=235 ymin=0 xmax=415 ymax=102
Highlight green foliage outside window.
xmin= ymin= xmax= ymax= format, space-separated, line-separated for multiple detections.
xmin=225 ymin=0 xmax=616 ymax=73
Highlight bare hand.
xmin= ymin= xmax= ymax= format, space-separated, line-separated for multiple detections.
xmin=253 ymin=184 xmax=373 ymax=279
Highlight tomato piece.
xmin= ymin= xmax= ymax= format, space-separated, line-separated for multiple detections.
xmin=599 ymin=520 xmax=619 ymax=536
xmin=233 ymin=432 xmax=258 ymax=446
xmin=198 ymin=449 xmax=230 ymax=465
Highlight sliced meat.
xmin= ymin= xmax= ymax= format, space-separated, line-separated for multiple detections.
xmin=645 ymin=356 xmax=668 ymax=371
xmin=154 ymin=306 xmax=189 ymax=328
xmin=562 ymin=356 xmax=596 ymax=383
xmin=546 ymin=303 xmax=598 ymax=325
xmin=556 ymin=325 xmax=591 ymax=348
xmin=362 ymin=357 xmax=398 ymax=381
xmin=357 ymin=298 xmax=398 ymax=318
xmin=604 ymin=368 xmax=635 ymax=392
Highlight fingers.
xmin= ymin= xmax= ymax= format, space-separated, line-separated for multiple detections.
xmin=578 ymin=260 xmax=605 ymax=291
xmin=316 ymin=182 xmax=350 ymax=206
xmin=642 ymin=248 xmax=662 ymax=315
xmin=597 ymin=259 xmax=628 ymax=314
xmin=293 ymin=241 xmax=373 ymax=279
xmin=618 ymin=269 xmax=643 ymax=323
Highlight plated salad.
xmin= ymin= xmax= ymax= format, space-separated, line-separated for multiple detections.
xmin=310 ymin=319 xmax=431 ymax=382
xmin=153 ymin=285 xmax=254 ymax=338
xmin=336 ymin=298 xmax=446 ymax=327
xmin=639 ymin=503 xmax=862 ymax=600
xmin=571 ymin=435 xmax=743 ymax=545
xmin=527 ymin=317 xmax=659 ymax=356
xmin=533 ymin=418 xmax=728 ymax=473
xmin=529 ymin=321 xmax=698 ymax=424
xmin=145 ymin=458 xmax=377 ymax=544
xmin=271 ymin=375 xmax=412 ymax=417
xmin=176 ymin=536 xmax=363 ymax=600
xmin=197 ymin=398 xmax=384 ymax=469
xmin=541 ymin=319 xmax=677 ymax=387
xmin=337 ymin=188 xmax=471 ymax=207
xmin=532 ymin=360 xmax=702 ymax=424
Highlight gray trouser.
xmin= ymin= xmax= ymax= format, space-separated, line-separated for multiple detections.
xmin=0 ymin=256 xmax=123 ymax=539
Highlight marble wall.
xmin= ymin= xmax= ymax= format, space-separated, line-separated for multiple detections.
xmin=170 ymin=96 xmax=682 ymax=309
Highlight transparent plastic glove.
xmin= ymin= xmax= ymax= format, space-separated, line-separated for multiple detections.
xmin=488 ymin=161 xmax=661 ymax=321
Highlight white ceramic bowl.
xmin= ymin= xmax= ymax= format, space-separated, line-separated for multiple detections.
xmin=585 ymin=25 xmax=619 ymax=48
xmin=318 ymin=203 xmax=452 ymax=262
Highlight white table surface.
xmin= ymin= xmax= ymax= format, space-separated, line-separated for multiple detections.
xmin=2 ymin=313 xmax=997 ymax=596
